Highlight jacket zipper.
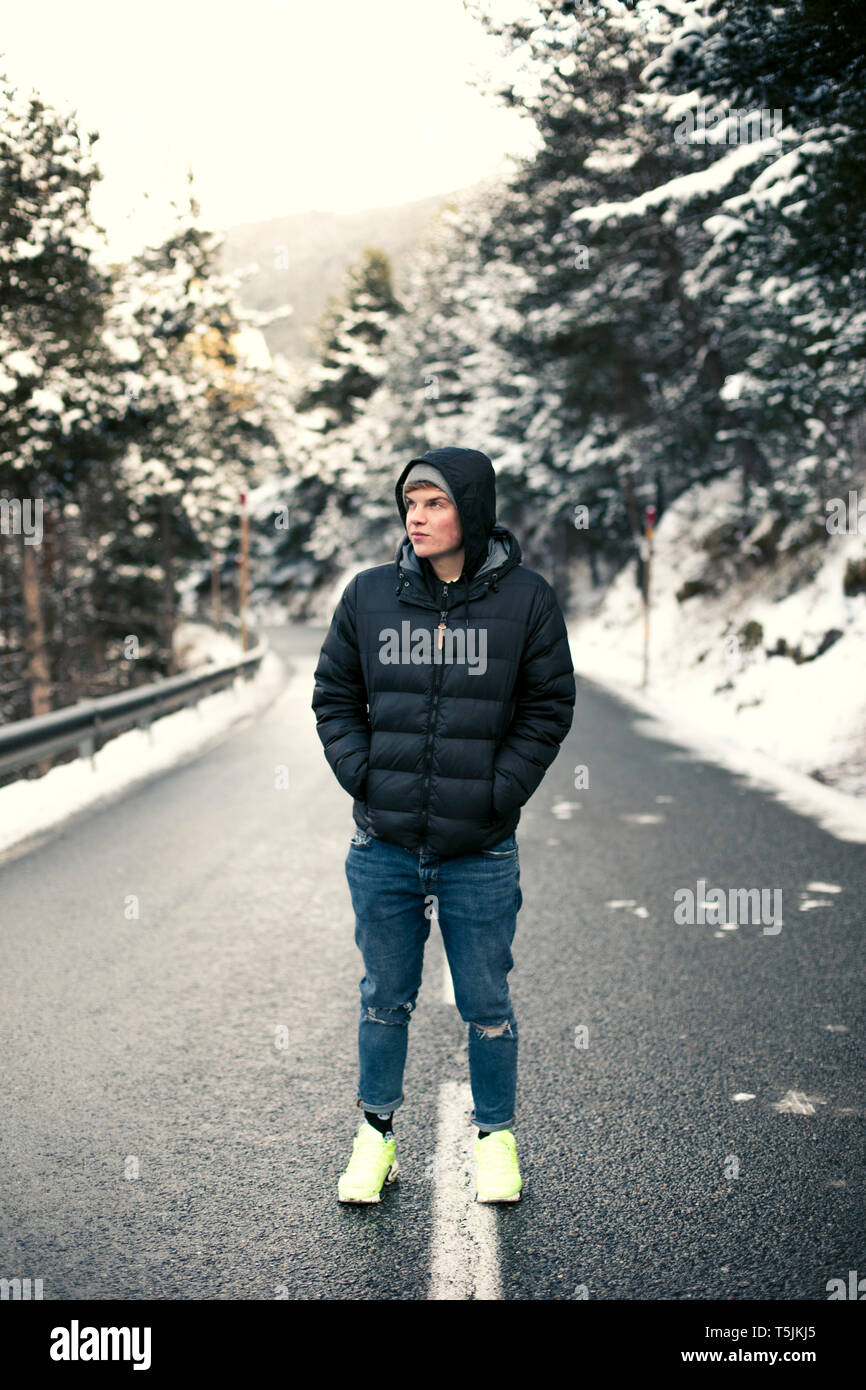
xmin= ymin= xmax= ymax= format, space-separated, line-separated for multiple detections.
xmin=437 ymin=581 xmax=448 ymax=651
xmin=397 ymin=554 xmax=517 ymax=847
xmin=420 ymin=581 xmax=449 ymax=849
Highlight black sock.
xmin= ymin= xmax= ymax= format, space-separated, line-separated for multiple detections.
xmin=364 ymin=1110 xmax=393 ymax=1136
xmin=478 ymin=1129 xmax=491 ymax=1139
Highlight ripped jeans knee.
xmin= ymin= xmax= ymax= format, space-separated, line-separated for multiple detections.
xmin=361 ymin=1001 xmax=415 ymax=1026
xmin=471 ymin=1017 xmax=516 ymax=1040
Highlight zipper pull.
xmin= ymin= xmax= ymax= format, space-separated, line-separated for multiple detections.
xmin=438 ymin=583 xmax=448 ymax=650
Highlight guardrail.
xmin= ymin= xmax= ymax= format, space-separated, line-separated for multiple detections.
xmin=0 ymin=639 xmax=267 ymax=779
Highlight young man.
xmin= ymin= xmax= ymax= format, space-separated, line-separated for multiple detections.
xmin=311 ymin=446 xmax=576 ymax=1203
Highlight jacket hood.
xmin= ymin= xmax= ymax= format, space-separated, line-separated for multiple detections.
xmin=395 ymin=447 xmax=497 ymax=582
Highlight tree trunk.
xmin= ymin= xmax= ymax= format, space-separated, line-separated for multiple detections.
xmin=20 ymin=523 xmax=52 ymax=720
xmin=0 ymin=528 xmax=20 ymax=718
xmin=735 ymin=434 xmax=771 ymax=509
xmin=239 ymin=497 xmax=249 ymax=652
xmin=161 ymin=494 xmax=176 ymax=675
xmin=41 ymin=499 xmax=60 ymax=698
xmin=588 ymin=544 xmax=600 ymax=589
xmin=211 ymin=544 xmax=221 ymax=630
xmin=552 ymin=513 xmax=571 ymax=612
xmin=55 ymin=501 xmax=79 ymax=704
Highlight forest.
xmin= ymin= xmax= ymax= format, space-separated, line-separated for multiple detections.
xmin=2 ymin=0 xmax=864 ymax=740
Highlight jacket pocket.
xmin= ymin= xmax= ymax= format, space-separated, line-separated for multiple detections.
xmin=335 ymin=749 xmax=369 ymax=800
xmin=491 ymin=766 xmax=523 ymax=819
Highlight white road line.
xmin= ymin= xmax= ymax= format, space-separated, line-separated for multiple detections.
xmin=429 ymin=1080 xmax=502 ymax=1301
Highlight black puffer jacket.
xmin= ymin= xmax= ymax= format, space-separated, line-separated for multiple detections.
xmin=311 ymin=447 xmax=576 ymax=857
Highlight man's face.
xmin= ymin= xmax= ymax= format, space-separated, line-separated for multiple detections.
xmin=404 ymin=486 xmax=463 ymax=562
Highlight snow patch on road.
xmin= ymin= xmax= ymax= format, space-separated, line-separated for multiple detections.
xmin=772 ymin=1090 xmax=825 ymax=1115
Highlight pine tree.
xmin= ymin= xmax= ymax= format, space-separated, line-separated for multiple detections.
xmin=640 ymin=0 xmax=866 ymax=515
xmin=259 ymin=247 xmax=403 ymax=609
xmin=296 ymin=247 xmax=403 ymax=427
xmin=101 ymin=175 xmax=282 ymax=671
xmin=0 ymin=75 xmax=117 ymax=720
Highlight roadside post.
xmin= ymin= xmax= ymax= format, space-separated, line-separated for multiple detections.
xmin=642 ymin=503 xmax=656 ymax=689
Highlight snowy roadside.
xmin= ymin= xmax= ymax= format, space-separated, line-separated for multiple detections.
xmin=0 ymin=622 xmax=286 ymax=860
xmin=566 ymin=473 xmax=866 ymax=844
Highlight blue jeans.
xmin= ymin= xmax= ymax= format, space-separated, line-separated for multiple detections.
xmin=344 ymin=828 xmax=523 ymax=1132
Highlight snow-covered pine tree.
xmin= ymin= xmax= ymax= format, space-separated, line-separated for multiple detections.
xmin=0 ymin=75 xmax=117 ymax=722
xmin=274 ymin=180 xmax=531 ymax=609
xmin=463 ymin=0 xmax=736 ymax=592
xmin=296 ymin=247 xmax=402 ymax=427
xmin=641 ymin=0 xmax=866 ymax=520
xmin=102 ymin=174 xmax=282 ymax=671
xmin=259 ymin=247 xmax=404 ymax=611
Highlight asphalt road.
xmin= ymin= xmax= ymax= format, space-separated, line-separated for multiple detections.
xmin=0 ymin=621 xmax=863 ymax=1301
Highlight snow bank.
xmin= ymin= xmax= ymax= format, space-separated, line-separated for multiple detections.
xmin=568 ymin=473 xmax=866 ymax=840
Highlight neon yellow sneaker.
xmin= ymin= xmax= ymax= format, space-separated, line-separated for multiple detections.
xmin=338 ymin=1122 xmax=399 ymax=1203
xmin=475 ymin=1129 xmax=522 ymax=1202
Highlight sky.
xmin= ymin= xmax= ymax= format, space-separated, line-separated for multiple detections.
xmin=0 ymin=0 xmax=538 ymax=259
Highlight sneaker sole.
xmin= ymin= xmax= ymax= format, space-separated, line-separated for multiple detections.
xmin=338 ymin=1159 xmax=399 ymax=1204
xmin=475 ymin=1189 xmax=522 ymax=1203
